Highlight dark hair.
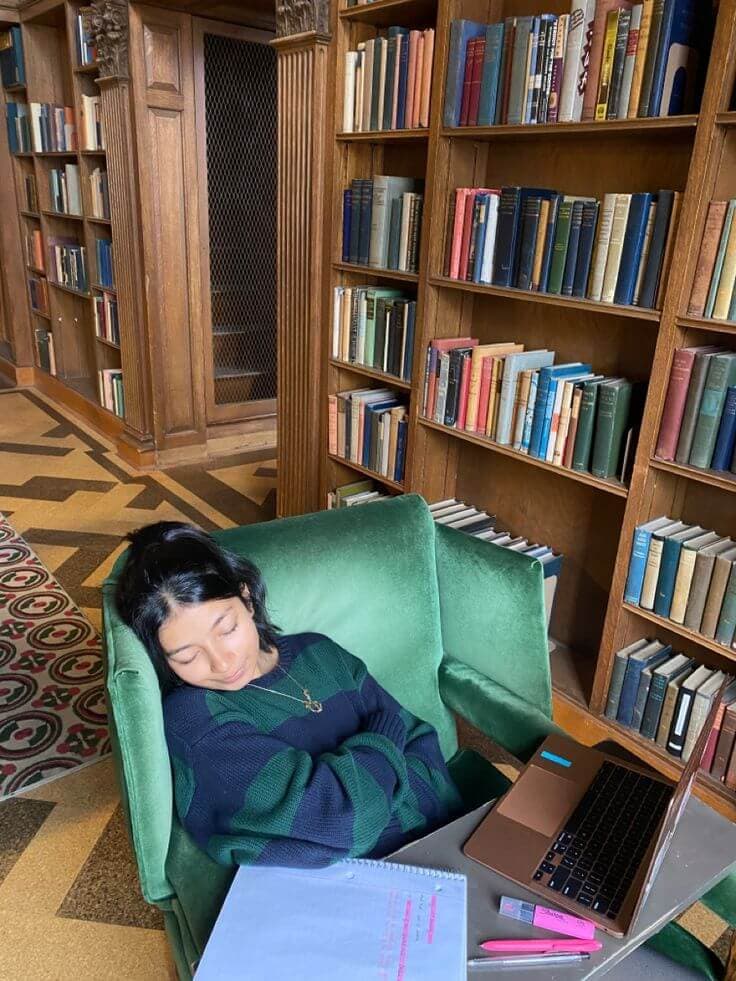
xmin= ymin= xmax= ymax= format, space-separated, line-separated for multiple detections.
xmin=115 ymin=521 xmax=281 ymax=690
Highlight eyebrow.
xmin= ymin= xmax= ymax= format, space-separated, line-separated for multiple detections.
xmin=166 ymin=609 xmax=233 ymax=657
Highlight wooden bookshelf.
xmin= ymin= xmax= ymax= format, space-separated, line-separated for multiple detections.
xmin=324 ymin=0 xmax=736 ymax=820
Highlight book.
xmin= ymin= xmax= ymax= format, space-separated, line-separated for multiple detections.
xmin=711 ymin=387 xmax=736 ymax=471
xmin=688 ymin=352 xmax=736 ymax=469
xmin=617 ymin=4 xmax=643 ymax=118
xmin=684 ymin=538 xmax=734 ymax=633
xmin=559 ymin=1 xmax=597 ymax=123
xmin=496 ymin=350 xmax=554 ymax=445
xmin=655 ymin=346 xmax=718 ymax=461
xmin=667 ymin=664 xmax=713 ymax=758
xmin=656 ymin=661 xmax=695 ymax=748
xmin=445 ymin=21 xmax=487 ymax=127
xmin=572 ymin=200 xmax=600 ymax=297
xmin=640 ymin=653 xmax=693 ymax=740
xmin=477 ymin=23 xmax=505 ymax=126
xmin=701 ymin=545 xmax=736 ymax=640
xmin=670 ymin=531 xmax=722 ymax=624
xmin=631 ymin=645 xmax=673 ymax=732
xmin=617 ymin=639 xmax=669 ymax=727
xmin=506 ymin=16 xmax=534 ymax=126
xmin=591 ymin=378 xmax=632 ymax=479
xmin=601 ymin=193 xmax=632 ymax=303
xmin=637 ymin=0 xmax=667 ymax=117
xmin=606 ymin=8 xmax=632 ymax=119
xmin=688 ymin=201 xmax=728 ymax=317
xmin=715 ymin=561 xmax=736 ymax=647
xmin=652 ymin=523 xmax=701 ymax=617
xmin=638 ymin=190 xmax=676 ymax=309
xmin=683 ymin=669 xmax=726 ymax=763
xmin=675 ymin=348 xmax=723 ymax=464
xmin=195 ymin=859 xmax=467 ymax=981
xmin=704 ymin=200 xmax=736 ymax=319
xmin=642 ymin=521 xmax=692 ymax=612
xmin=588 ymin=193 xmax=618 ymax=301
xmin=712 ymin=702 xmax=736 ymax=781
xmin=624 ymin=515 xmax=676 ymax=605
xmin=570 ymin=377 xmax=608 ymax=472
xmin=701 ymin=680 xmax=736 ymax=772
xmin=605 ymin=638 xmax=650 ymax=719
xmin=648 ymin=0 xmax=702 ymax=117
xmin=628 ymin=0 xmax=655 ymax=117
xmin=582 ymin=1 xmax=632 ymax=121
xmin=614 ymin=192 xmax=653 ymax=305
xmin=595 ymin=9 xmax=622 ymax=120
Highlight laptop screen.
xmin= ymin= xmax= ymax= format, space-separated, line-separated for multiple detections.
xmin=630 ymin=674 xmax=732 ymax=929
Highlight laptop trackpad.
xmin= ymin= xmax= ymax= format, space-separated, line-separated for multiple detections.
xmin=497 ymin=765 xmax=581 ymax=838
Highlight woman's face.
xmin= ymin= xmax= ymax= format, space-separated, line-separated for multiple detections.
xmin=158 ymin=593 xmax=266 ymax=690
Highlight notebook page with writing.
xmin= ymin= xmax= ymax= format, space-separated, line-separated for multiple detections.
xmin=195 ymin=858 xmax=467 ymax=980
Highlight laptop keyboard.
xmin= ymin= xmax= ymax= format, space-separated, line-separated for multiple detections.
xmin=532 ymin=761 xmax=672 ymax=920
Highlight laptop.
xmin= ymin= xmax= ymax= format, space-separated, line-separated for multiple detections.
xmin=462 ymin=676 xmax=730 ymax=938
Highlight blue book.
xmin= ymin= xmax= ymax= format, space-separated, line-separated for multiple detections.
xmin=649 ymin=0 xmax=700 ymax=117
xmin=623 ymin=516 xmax=676 ymax=606
xmin=652 ymin=523 xmax=700 ymax=617
xmin=349 ymin=180 xmax=363 ymax=264
xmin=511 ymin=187 xmax=557 ymax=287
xmin=531 ymin=364 xmax=590 ymax=459
xmin=472 ymin=192 xmax=492 ymax=283
xmin=342 ymin=190 xmax=352 ymax=262
xmin=539 ymin=194 xmax=561 ymax=293
xmin=387 ymin=197 xmax=402 ymax=269
xmin=711 ymin=386 xmax=736 ymax=471
xmin=396 ymin=31 xmax=411 ymax=130
xmin=573 ymin=201 xmax=600 ymax=298
xmin=516 ymin=196 xmax=543 ymax=291
xmin=491 ymin=186 xmax=522 ymax=287
xmin=638 ymin=190 xmax=675 ymax=310
xmin=617 ymin=641 xmax=671 ymax=728
xmin=443 ymin=20 xmax=486 ymax=127
xmin=363 ymin=399 xmax=400 ymax=468
xmin=705 ymin=201 xmax=736 ymax=319
xmin=477 ymin=23 xmax=505 ymax=126
xmin=561 ymin=200 xmax=585 ymax=297
xmin=6 ymin=103 xmax=18 ymax=153
xmin=614 ymin=193 xmax=653 ymax=305
xmin=358 ymin=180 xmax=373 ymax=266
xmin=385 ymin=28 xmax=408 ymax=129
xmin=523 ymin=17 xmax=541 ymax=124
xmin=395 ymin=418 xmax=408 ymax=481
xmin=520 ymin=370 xmax=539 ymax=452
xmin=506 ymin=16 xmax=534 ymax=126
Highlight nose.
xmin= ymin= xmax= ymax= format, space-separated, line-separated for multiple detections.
xmin=209 ymin=646 xmax=235 ymax=675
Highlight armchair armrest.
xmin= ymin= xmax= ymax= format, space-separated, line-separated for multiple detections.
xmin=439 ymin=655 xmax=564 ymax=763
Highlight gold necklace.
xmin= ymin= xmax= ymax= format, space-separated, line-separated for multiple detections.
xmin=246 ymin=662 xmax=323 ymax=713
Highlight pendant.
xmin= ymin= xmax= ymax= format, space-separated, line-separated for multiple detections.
xmin=305 ymin=698 xmax=323 ymax=713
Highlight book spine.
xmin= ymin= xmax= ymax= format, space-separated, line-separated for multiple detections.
xmin=704 ymin=202 xmax=736 ymax=318
xmin=614 ymin=193 xmax=652 ymax=306
xmin=571 ymin=382 xmax=599 ymax=472
xmin=561 ymin=200 xmax=584 ymax=297
xmin=617 ymin=661 xmax=646 ymax=727
xmin=601 ymin=194 xmax=632 ymax=303
xmin=640 ymin=534 xmax=666 ymax=610
xmin=605 ymin=651 xmax=630 ymax=720
xmin=617 ymin=5 xmax=642 ymax=118
xmin=655 ymin=348 xmax=697 ymax=461
xmin=606 ymin=9 xmax=632 ymax=119
xmin=559 ymin=2 xmax=595 ymax=123
xmin=715 ymin=565 xmax=736 ymax=647
xmin=547 ymin=199 xmax=573 ymax=295
xmin=477 ymin=24 xmax=505 ymax=126
xmin=654 ymin=538 xmax=683 ymax=618
xmin=588 ymin=193 xmax=617 ymax=301
xmin=507 ymin=17 xmax=533 ymax=126
xmin=701 ymin=702 xmax=726 ymax=772
xmin=467 ymin=35 xmax=486 ymax=126
xmin=670 ymin=546 xmax=699 ymax=624
xmin=572 ymin=200 xmax=600 ymax=298
xmin=687 ymin=200 xmax=727 ymax=317
xmin=640 ymin=673 xmax=669 ymax=740
xmin=595 ymin=10 xmax=620 ymax=121
xmin=546 ymin=14 xmax=568 ymax=123
xmin=667 ymin=686 xmax=695 ymax=757
xmin=676 ymin=351 xmax=716 ymax=464
xmin=592 ymin=382 xmax=631 ymax=479
xmin=637 ymin=0 xmax=666 ymax=117
xmin=628 ymin=0 xmax=654 ymax=117
xmin=516 ymin=196 xmax=542 ymax=291
xmin=712 ymin=711 xmax=736 ymax=780
xmin=689 ymin=355 xmax=736 ymax=469
xmin=492 ymin=187 xmax=521 ymax=287
xmin=701 ymin=556 xmax=733 ymax=639
xmin=711 ymin=387 xmax=736 ymax=472
xmin=712 ymin=211 xmax=736 ymax=320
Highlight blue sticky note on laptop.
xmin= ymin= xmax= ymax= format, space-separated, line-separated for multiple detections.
xmin=195 ymin=858 xmax=467 ymax=980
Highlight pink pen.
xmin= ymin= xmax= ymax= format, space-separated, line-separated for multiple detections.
xmin=480 ymin=939 xmax=603 ymax=954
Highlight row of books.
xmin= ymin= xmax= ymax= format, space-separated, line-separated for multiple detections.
xmin=76 ymin=12 xmax=97 ymax=67
xmin=625 ymin=516 xmax=736 ymax=648
xmin=0 ymin=26 xmax=25 ymax=87
xmin=445 ymin=2 xmax=710 ymax=129
xmin=327 ymin=387 xmax=408 ymax=482
xmin=80 ymin=94 xmax=105 ymax=151
xmin=49 ymin=165 xmax=82 ymax=216
xmin=688 ymin=200 xmax=736 ymax=322
xmin=343 ymin=28 xmax=435 ymax=132
xmin=6 ymin=102 xmax=31 ymax=153
xmin=94 ymin=238 xmax=114 ymax=289
xmin=422 ymin=338 xmax=641 ymax=482
xmin=99 ymin=368 xmax=124 ymax=418
xmin=29 ymin=102 xmax=76 ymax=153
xmin=443 ymin=185 xmax=679 ymax=310
xmin=28 ymin=276 xmax=48 ymax=315
xmin=331 ymin=287 xmax=415 ymax=381
xmin=94 ymin=292 xmax=120 ymax=346
xmin=342 ymin=176 xmax=423 ymax=273
xmin=5 ymin=100 xmax=103 ymax=153
xmin=24 ymin=173 xmax=38 ymax=212
xmin=35 ymin=327 xmax=56 ymax=376
xmin=48 ymin=237 xmax=88 ymax=293
xmin=605 ymin=638 xmax=735 ymax=786
xmin=326 ymin=478 xmax=392 ymax=509
xmin=89 ymin=167 xmax=110 ymax=219
xmin=656 ymin=348 xmax=736 ymax=473
xmin=24 ymin=228 xmax=44 ymax=272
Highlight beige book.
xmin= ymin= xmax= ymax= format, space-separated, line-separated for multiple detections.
xmin=340 ymin=288 xmax=352 ymax=361
xmin=701 ymin=546 xmax=736 ymax=638
xmin=361 ymin=39 xmax=374 ymax=132
xmin=553 ymin=380 xmax=576 ymax=466
xmin=328 ymin=394 xmax=338 ymax=455
xmin=376 ymin=39 xmax=388 ymax=132
xmin=670 ymin=532 xmax=722 ymax=624
xmin=601 ymin=194 xmax=632 ymax=303
xmin=487 ymin=359 xmax=505 ymax=439
xmin=355 ymin=42 xmax=366 ymax=133
xmin=684 ymin=538 xmax=733 ymax=632
xmin=485 ymin=357 xmax=502 ymax=438
xmin=656 ymin=666 xmax=695 ymax=748
xmin=465 ymin=343 xmax=523 ymax=434
xmin=419 ymin=29 xmax=434 ymax=127
xmin=627 ymin=0 xmax=654 ymax=117
xmin=511 ymin=371 xmax=532 ymax=449
xmin=398 ymin=192 xmax=413 ymax=271
xmin=563 ymin=387 xmax=584 ymax=468
xmin=640 ymin=534 xmax=667 ymax=610
xmin=588 ymin=193 xmax=618 ymax=300
xmin=683 ymin=670 xmax=725 ymax=763
xmin=412 ymin=33 xmax=424 ymax=129
xmin=531 ymin=199 xmax=550 ymax=290
xmin=712 ymin=211 xmax=736 ymax=319
xmin=343 ymin=51 xmax=358 ymax=132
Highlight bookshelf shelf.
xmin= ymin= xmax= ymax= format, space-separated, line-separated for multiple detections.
xmin=92 ymin=283 xmax=117 ymax=294
xmin=20 ymin=210 xmax=40 ymax=219
xmin=35 ymin=151 xmax=77 ymax=157
xmin=26 ymin=265 xmax=45 ymax=275
xmin=86 ymin=216 xmax=111 ymax=226
xmin=677 ymin=314 xmax=736 ymax=336
xmin=441 ymin=115 xmax=699 ymax=142
xmin=339 ymin=0 xmax=436 ymax=27
xmin=336 ymin=130 xmax=429 ymax=142
xmin=715 ymin=112 xmax=736 ymax=126
xmin=4 ymin=82 xmax=27 ymax=93
xmin=418 ymin=417 xmax=629 ymax=498
xmin=429 ymin=276 xmax=661 ymax=322
xmin=329 ymin=358 xmax=412 ymax=390
xmin=79 ymin=149 xmax=106 ymax=156
xmin=31 ymin=309 xmax=51 ymax=321
xmin=95 ymin=336 xmax=120 ymax=352
xmin=49 ymin=281 xmax=92 ymax=299
xmin=14 ymin=152 xmax=33 ymax=158
xmin=334 ymin=261 xmax=419 ymax=283
xmin=622 ymin=603 xmax=736 ymax=663
xmin=73 ymin=62 xmax=99 ymax=74
xmin=327 ymin=452 xmax=405 ymax=492
xmin=649 ymin=458 xmax=736 ymax=495
xmin=42 ymin=209 xmax=84 ymax=221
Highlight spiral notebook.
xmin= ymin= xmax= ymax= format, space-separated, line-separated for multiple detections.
xmin=194 ymin=858 xmax=467 ymax=980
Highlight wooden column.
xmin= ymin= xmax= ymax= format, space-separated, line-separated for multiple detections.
xmin=273 ymin=0 xmax=332 ymax=517
xmin=83 ymin=0 xmax=155 ymax=462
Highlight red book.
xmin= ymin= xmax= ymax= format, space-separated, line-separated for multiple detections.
xmin=688 ymin=201 xmax=728 ymax=317
xmin=427 ymin=337 xmax=476 ymax=418
xmin=702 ymin=697 xmax=731 ymax=773
xmin=450 ymin=188 xmax=472 ymax=279
xmin=476 ymin=356 xmax=494 ymax=434
xmin=467 ymin=37 xmax=486 ymax=126
xmin=655 ymin=346 xmax=716 ymax=461
xmin=458 ymin=191 xmax=477 ymax=281
xmin=459 ymin=38 xmax=477 ymax=126
xmin=457 ymin=352 xmax=473 ymax=429
xmin=406 ymin=30 xmax=420 ymax=131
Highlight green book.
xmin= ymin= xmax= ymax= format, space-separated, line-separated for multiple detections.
xmin=640 ymin=654 xmax=693 ymax=740
xmin=572 ymin=377 xmax=612 ymax=472
xmin=364 ymin=289 xmax=402 ymax=367
xmin=591 ymin=379 xmax=632 ymax=479
xmin=688 ymin=352 xmax=736 ymax=469
xmin=715 ymin=562 xmax=736 ymax=647
xmin=546 ymin=197 xmax=574 ymax=295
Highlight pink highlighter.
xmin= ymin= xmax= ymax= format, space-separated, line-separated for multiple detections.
xmin=498 ymin=895 xmax=597 ymax=941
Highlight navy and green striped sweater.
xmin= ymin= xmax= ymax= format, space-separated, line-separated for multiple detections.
xmin=163 ymin=632 xmax=463 ymax=868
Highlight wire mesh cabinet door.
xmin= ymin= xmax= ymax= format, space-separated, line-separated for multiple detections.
xmin=194 ymin=20 xmax=277 ymax=425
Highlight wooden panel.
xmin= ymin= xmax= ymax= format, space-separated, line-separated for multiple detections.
xmin=143 ymin=22 xmax=181 ymax=95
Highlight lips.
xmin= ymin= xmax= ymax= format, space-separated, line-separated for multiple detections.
xmin=220 ymin=667 xmax=245 ymax=685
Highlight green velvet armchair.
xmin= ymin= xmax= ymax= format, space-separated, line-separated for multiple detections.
xmin=102 ymin=493 xmax=558 ymax=978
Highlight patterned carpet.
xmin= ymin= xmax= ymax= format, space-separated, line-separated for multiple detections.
xmin=0 ymin=388 xmax=731 ymax=978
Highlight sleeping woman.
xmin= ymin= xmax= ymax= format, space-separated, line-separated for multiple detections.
xmin=115 ymin=521 xmax=463 ymax=868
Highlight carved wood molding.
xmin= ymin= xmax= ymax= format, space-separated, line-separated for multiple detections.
xmin=275 ymin=0 xmax=330 ymax=39
xmin=80 ymin=0 xmax=130 ymax=80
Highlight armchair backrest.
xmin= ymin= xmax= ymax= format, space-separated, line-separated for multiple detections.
xmin=102 ymin=494 xmax=456 ymax=905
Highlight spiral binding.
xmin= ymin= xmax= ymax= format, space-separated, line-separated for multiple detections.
xmin=342 ymin=857 xmax=466 ymax=880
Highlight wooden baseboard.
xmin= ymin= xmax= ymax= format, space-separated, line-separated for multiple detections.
xmin=553 ymin=691 xmax=736 ymax=822
xmin=0 ymin=354 xmax=34 ymax=387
